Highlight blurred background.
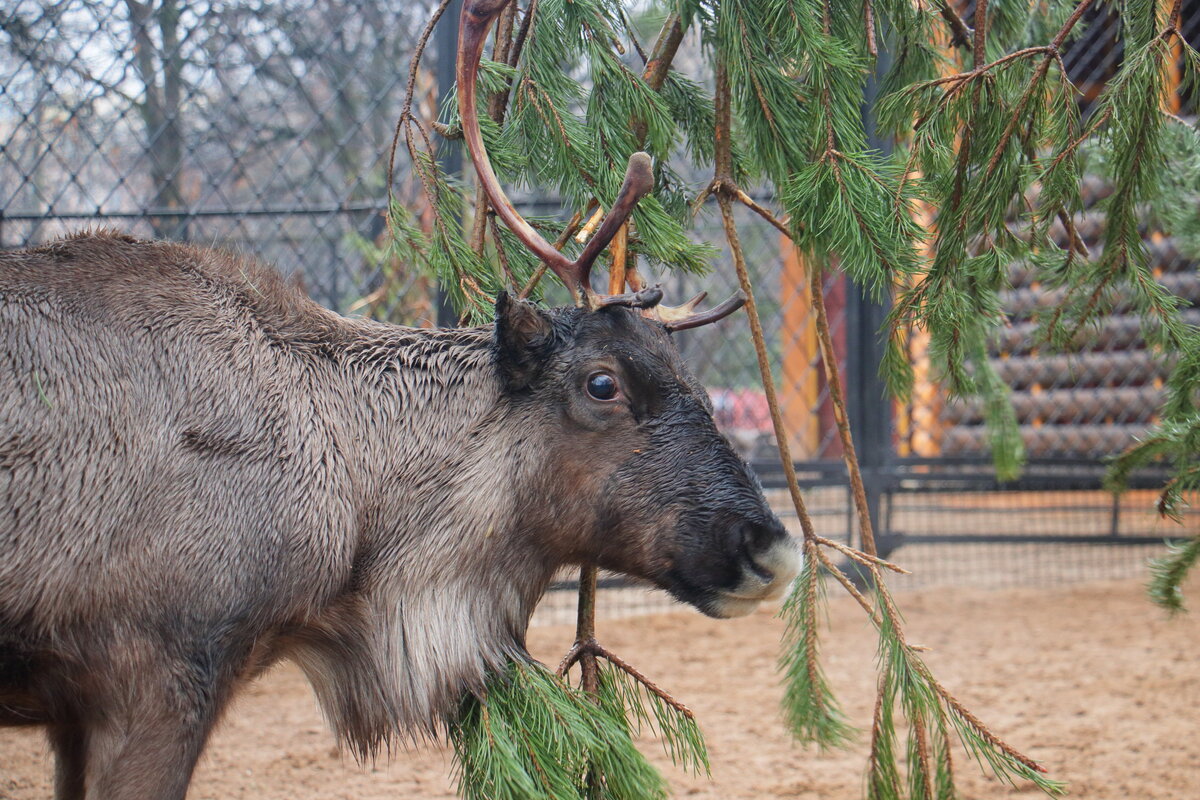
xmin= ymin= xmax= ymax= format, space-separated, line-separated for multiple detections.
xmin=3 ymin=0 xmax=1198 ymax=620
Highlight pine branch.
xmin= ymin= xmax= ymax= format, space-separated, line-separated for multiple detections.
xmin=937 ymin=0 xmax=974 ymax=48
xmin=972 ymin=0 xmax=989 ymax=68
xmin=1147 ymin=536 xmax=1200 ymax=613
xmin=393 ymin=2 xmax=1200 ymax=799
xmin=809 ymin=255 xmax=880 ymax=556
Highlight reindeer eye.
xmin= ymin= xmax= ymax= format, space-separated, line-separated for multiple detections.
xmin=585 ymin=371 xmax=619 ymax=401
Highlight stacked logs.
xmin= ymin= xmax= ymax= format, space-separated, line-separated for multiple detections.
xmin=935 ymin=177 xmax=1194 ymax=459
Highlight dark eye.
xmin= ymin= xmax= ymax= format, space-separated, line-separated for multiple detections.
xmin=585 ymin=371 xmax=619 ymax=401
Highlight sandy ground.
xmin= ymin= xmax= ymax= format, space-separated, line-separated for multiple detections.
xmin=2 ymin=577 xmax=1198 ymax=799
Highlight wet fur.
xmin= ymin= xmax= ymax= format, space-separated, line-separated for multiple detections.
xmin=0 ymin=231 xmax=794 ymax=798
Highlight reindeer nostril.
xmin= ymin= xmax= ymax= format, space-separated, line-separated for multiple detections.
xmin=740 ymin=518 xmax=785 ymax=554
xmin=735 ymin=518 xmax=787 ymax=583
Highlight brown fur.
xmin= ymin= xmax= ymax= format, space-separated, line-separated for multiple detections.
xmin=0 ymin=231 xmax=797 ymax=799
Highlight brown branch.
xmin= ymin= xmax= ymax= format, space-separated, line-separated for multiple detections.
xmin=917 ymin=0 xmax=1096 ymax=112
xmin=1042 ymin=106 xmax=1112 ymax=178
xmin=735 ymin=185 xmax=794 ymax=237
xmin=518 ymin=205 xmax=589 ymax=298
xmin=1058 ymin=209 xmax=1090 ymax=258
xmin=1051 ymin=0 xmax=1098 ymax=49
xmin=516 ymin=206 xmax=590 ymax=297
xmin=801 ymin=551 xmax=830 ymax=720
xmin=699 ymin=178 xmax=797 ymax=239
xmin=608 ymin=223 xmax=628 ymax=294
xmin=982 ymin=60 xmax=1053 ymax=180
xmin=388 ymin=0 xmax=455 ymax=238
xmin=575 ymin=566 xmax=599 ymax=695
xmin=863 ymin=0 xmax=878 ymax=59
xmin=811 ymin=545 xmax=880 ymax=623
xmin=631 ymin=11 xmax=686 ymax=146
xmin=489 ymin=214 xmax=518 ymax=288
xmin=809 ymin=260 xmax=880 ymax=556
xmin=916 ymin=46 xmax=1054 ymax=91
xmin=912 ymin=707 xmax=936 ymax=800
xmin=557 ymin=637 xmax=696 ymax=720
xmin=714 ymin=58 xmax=819 ymax=545
xmin=593 ymin=644 xmax=697 ymax=720
xmin=972 ymin=0 xmax=989 ymax=68
xmin=979 ymin=0 xmax=1101 ymax=184
xmin=510 ymin=0 xmax=538 ymax=69
xmin=814 ymin=535 xmax=909 ymax=574
xmin=937 ymin=0 xmax=974 ymax=48
xmin=642 ymin=11 xmax=685 ymax=93
xmin=556 ymin=639 xmax=587 ymax=677
xmin=1168 ymin=0 xmax=1184 ymax=28
xmin=924 ymin=669 xmax=1048 ymax=773
xmin=940 ymin=713 xmax=957 ymax=786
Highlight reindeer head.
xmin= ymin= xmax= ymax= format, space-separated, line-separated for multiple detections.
xmin=461 ymin=0 xmax=799 ymax=616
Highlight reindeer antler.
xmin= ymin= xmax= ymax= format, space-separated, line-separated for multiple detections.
xmin=456 ymin=0 xmax=745 ymax=327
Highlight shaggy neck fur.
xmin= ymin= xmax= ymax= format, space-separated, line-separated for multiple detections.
xmin=290 ymin=320 xmax=559 ymax=757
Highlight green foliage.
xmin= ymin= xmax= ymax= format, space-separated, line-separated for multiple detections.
xmin=1146 ymin=536 xmax=1200 ymax=613
xmin=868 ymin=586 xmax=1067 ymax=798
xmin=396 ymin=1 xmax=1200 ymax=799
xmin=778 ymin=546 xmax=856 ymax=748
xmin=1151 ymin=120 xmax=1200 ymax=259
xmin=595 ymin=662 xmax=710 ymax=776
xmin=449 ymin=659 xmax=707 ymax=800
xmin=783 ymin=567 xmax=1066 ymax=799
xmin=1097 ymin=30 xmax=1200 ymax=607
xmin=784 ymin=154 xmax=924 ymax=302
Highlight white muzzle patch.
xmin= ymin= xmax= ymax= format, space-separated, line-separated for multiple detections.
xmin=710 ymin=536 xmax=802 ymax=618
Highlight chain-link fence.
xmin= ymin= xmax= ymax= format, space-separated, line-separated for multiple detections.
xmin=1 ymin=0 xmax=441 ymax=316
xmin=2 ymin=1 xmax=1198 ymax=622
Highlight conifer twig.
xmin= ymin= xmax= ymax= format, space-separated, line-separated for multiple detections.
xmin=518 ymin=206 xmax=589 ymax=298
xmin=574 ymin=566 xmax=600 ymax=695
xmin=489 ymin=214 xmax=518 ymax=288
xmin=713 ymin=62 xmax=820 ymax=546
xmin=701 ymin=179 xmax=797 ymax=239
xmin=937 ymin=0 xmax=974 ymax=48
xmin=972 ymin=0 xmax=988 ymax=68
xmin=559 ymin=637 xmax=698 ymax=720
xmin=923 ymin=669 xmax=1048 ymax=773
xmin=808 ymin=263 xmax=880 ymax=556
xmin=813 ymin=535 xmax=909 ymax=574
xmin=812 ymin=545 xmax=880 ymax=622
xmin=642 ymin=11 xmax=685 ymax=93
xmin=911 ymin=704 xmax=936 ymax=800
xmin=863 ymin=0 xmax=878 ymax=59
xmin=389 ymin=0 xmax=455 ymax=227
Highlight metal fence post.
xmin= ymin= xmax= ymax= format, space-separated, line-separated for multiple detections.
xmin=845 ymin=46 xmax=899 ymax=557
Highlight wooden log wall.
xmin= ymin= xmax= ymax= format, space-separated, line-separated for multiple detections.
xmin=903 ymin=5 xmax=1200 ymax=461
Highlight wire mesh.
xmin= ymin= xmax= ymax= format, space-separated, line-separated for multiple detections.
xmin=1 ymin=0 xmax=440 ymax=319
xmin=914 ymin=2 xmax=1200 ymax=462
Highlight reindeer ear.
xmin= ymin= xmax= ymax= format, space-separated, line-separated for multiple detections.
xmin=494 ymin=291 xmax=557 ymax=391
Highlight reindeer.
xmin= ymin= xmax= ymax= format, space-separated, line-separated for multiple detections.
xmin=0 ymin=1 xmax=799 ymax=797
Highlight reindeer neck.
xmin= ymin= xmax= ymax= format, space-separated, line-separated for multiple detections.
xmin=317 ymin=320 xmax=557 ymax=741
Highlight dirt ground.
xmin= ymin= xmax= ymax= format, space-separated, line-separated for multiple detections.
xmin=2 ymin=577 xmax=1198 ymax=799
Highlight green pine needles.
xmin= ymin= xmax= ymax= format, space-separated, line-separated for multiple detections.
xmin=1145 ymin=536 xmax=1200 ymax=613
xmin=386 ymin=0 xmax=1200 ymax=796
xmin=449 ymin=658 xmax=708 ymax=800
xmin=778 ymin=540 xmax=856 ymax=749
xmin=779 ymin=541 xmax=1066 ymax=798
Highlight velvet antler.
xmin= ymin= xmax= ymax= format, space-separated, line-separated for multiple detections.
xmin=456 ymin=0 xmax=745 ymax=328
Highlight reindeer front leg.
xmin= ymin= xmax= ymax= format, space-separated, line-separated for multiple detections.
xmin=77 ymin=644 xmax=232 ymax=800
xmin=47 ymin=724 xmax=86 ymax=800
